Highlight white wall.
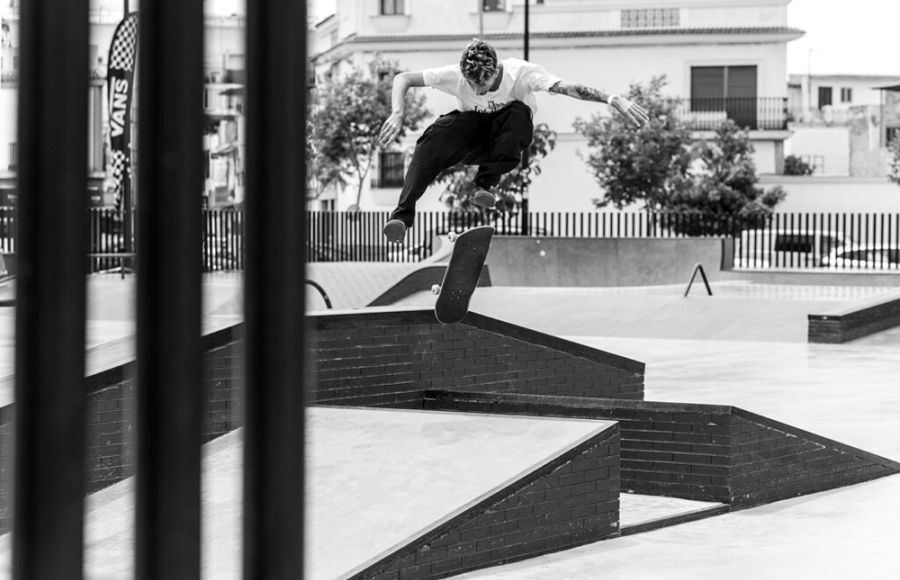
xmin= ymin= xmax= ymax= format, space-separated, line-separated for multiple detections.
xmin=0 ymin=88 xmax=15 ymax=175
xmin=785 ymin=127 xmax=850 ymax=176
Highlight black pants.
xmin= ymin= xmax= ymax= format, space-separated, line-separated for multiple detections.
xmin=389 ymin=100 xmax=534 ymax=227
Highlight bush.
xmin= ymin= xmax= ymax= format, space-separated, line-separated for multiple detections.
xmin=784 ymin=154 xmax=815 ymax=176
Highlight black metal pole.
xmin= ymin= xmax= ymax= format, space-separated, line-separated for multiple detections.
xmin=243 ymin=0 xmax=307 ymax=578
xmin=134 ymin=0 xmax=205 ymax=578
xmin=13 ymin=0 xmax=89 ymax=577
xmin=123 ymin=0 xmax=132 ymax=253
xmin=524 ymin=0 xmax=530 ymax=61
xmin=521 ymin=0 xmax=531 ymax=235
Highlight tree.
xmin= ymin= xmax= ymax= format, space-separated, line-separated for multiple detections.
xmin=435 ymin=123 xmax=557 ymax=214
xmin=574 ymin=76 xmax=785 ymax=234
xmin=310 ymin=57 xmax=429 ymax=206
xmin=667 ymin=121 xmax=785 ymax=225
xmin=573 ymin=75 xmax=693 ymax=210
xmin=889 ymin=136 xmax=900 ymax=186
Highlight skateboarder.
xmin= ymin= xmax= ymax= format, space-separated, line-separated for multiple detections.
xmin=378 ymin=39 xmax=650 ymax=243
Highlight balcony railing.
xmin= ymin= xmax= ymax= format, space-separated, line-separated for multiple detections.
xmin=675 ymin=97 xmax=788 ymax=131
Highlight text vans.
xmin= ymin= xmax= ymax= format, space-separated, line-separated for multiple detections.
xmin=734 ymin=229 xmax=850 ymax=268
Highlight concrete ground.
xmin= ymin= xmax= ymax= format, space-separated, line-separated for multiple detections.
xmin=1 ymin=270 xmax=899 ymax=578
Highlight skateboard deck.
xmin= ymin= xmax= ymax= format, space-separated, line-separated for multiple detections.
xmin=432 ymin=226 xmax=494 ymax=324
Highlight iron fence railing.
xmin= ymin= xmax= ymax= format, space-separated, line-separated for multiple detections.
xmin=675 ymin=97 xmax=789 ymax=131
xmin=0 ymin=207 xmax=246 ymax=273
xmin=0 ymin=208 xmax=897 ymax=272
xmin=307 ymin=210 xmax=900 ymax=271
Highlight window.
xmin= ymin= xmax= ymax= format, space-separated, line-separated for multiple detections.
xmin=8 ymin=142 xmax=17 ymax=171
xmin=774 ymin=234 xmax=814 ymax=254
xmin=621 ymin=8 xmax=679 ymax=28
xmin=840 ymin=87 xmax=852 ymax=103
xmin=375 ymin=151 xmax=405 ymax=188
xmin=380 ymin=0 xmax=405 ymax=15
xmin=690 ymin=65 xmax=758 ymax=128
xmin=818 ymin=86 xmax=833 ymax=108
xmin=886 ymin=126 xmax=900 ymax=145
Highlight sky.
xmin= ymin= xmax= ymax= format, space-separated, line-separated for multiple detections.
xmin=198 ymin=0 xmax=900 ymax=77
xmin=786 ymin=0 xmax=900 ymax=76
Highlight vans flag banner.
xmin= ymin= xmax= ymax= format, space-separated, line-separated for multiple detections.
xmin=107 ymin=12 xmax=139 ymax=210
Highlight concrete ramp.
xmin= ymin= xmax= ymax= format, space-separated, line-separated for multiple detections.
xmin=312 ymin=407 xmax=619 ymax=580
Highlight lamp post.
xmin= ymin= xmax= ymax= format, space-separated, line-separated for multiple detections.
xmin=520 ymin=0 xmax=530 ymax=234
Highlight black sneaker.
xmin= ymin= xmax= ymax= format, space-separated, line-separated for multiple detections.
xmin=473 ymin=188 xmax=496 ymax=209
xmin=382 ymin=219 xmax=407 ymax=244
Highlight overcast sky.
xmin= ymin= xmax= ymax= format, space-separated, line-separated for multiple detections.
xmin=196 ymin=0 xmax=900 ymax=77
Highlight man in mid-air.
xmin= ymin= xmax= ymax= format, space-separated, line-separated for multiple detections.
xmin=377 ymin=39 xmax=649 ymax=243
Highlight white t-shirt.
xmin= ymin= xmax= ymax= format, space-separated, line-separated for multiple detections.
xmin=422 ymin=57 xmax=560 ymax=116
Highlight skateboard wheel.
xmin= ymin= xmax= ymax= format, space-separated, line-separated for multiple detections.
xmin=447 ymin=232 xmax=458 ymax=243
xmin=431 ymin=284 xmax=441 ymax=295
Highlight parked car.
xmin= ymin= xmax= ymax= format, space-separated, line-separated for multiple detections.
xmin=734 ymin=229 xmax=851 ymax=268
xmin=823 ymin=244 xmax=900 ymax=270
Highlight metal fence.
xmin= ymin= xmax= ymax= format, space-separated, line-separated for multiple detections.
xmin=0 ymin=207 xmax=246 ymax=273
xmin=307 ymin=210 xmax=900 ymax=270
xmin=675 ymin=97 xmax=789 ymax=131
xmin=2 ymin=209 xmax=897 ymax=271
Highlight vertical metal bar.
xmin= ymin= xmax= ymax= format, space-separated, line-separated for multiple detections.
xmin=135 ymin=0 xmax=205 ymax=578
xmin=14 ymin=0 xmax=89 ymax=577
xmin=244 ymin=0 xmax=307 ymax=577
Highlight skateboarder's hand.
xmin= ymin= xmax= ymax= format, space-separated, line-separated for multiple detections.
xmin=378 ymin=111 xmax=403 ymax=147
xmin=610 ymin=95 xmax=650 ymax=128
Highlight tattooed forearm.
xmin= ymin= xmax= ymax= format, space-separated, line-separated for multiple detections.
xmin=549 ymin=81 xmax=611 ymax=103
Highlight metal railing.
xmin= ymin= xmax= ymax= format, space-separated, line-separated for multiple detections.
xmin=307 ymin=210 xmax=900 ymax=271
xmin=675 ymin=97 xmax=789 ymax=131
xmin=2 ymin=208 xmax=897 ymax=271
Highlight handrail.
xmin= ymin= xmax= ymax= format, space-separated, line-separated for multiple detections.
xmin=684 ymin=263 xmax=713 ymax=297
xmin=305 ymin=279 xmax=333 ymax=309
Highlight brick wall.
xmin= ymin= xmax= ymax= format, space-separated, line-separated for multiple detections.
xmin=729 ymin=409 xmax=900 ymax=507
xmin=353 ymin=425 xmax=620 ymax=580
xmin=809 ymin=293 xmax=900 ymax=343
xmin=425 ymin=391 xmax=900 ymax=507
xmin=311 ymin=309 xmax=645 ymax=407
xmin=0 ymin=325 xmax=244 ymax=531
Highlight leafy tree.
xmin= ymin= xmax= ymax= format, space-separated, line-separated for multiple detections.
xmin=665 ymin=120 xmax=786 ymax=234
xmin=310 ymin=57 xmax=428 ymax=205
xmin=574 ymin=76 xmax=784 ymax=234
xmin=889 ymin=137 xmax=900 ymax=186
xmin=573 ymin=75 xmax=693 ymax=210
xmin=435 ymin=123 xmax=557 ymax=214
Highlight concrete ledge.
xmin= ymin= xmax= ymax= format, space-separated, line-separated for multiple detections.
xmin=310 ymin=308 xmax=645 ymax=407
xmin=808 ymin=290 xmax=900 ymax=343
xmin=486 ymin=236 xmax=729 ymax=287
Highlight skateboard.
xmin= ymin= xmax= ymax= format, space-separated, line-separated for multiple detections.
xmin=431 ymin=226 xmax=494 ymax=324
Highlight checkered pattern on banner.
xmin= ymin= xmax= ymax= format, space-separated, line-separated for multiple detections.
xmin=109 ymin=14 xmax=138 ymax=73
xmin=110 ymin=149 xmax=128 ymax=208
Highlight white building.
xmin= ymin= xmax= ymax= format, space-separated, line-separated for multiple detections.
xmin=785 ymin=73 xmax=900 ymax=177
xmin=311 ymin=0 xmax=803 ymax=212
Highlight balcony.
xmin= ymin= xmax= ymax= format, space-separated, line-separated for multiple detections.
xmin=675 ymin=97 xmax=788 ymax=131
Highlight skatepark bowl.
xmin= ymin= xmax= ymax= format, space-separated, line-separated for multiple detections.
xmin=1 ymin=266 xmax=900 ymax=579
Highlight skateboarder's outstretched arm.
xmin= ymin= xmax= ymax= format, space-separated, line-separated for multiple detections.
xmin=378 ymin=71 xmax=426 ymax=147
xmin=549 ymin=81 xmax=650 ymax=128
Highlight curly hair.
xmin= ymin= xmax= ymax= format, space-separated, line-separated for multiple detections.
xmin=459 ymin=39 xmax=498 ymax=85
